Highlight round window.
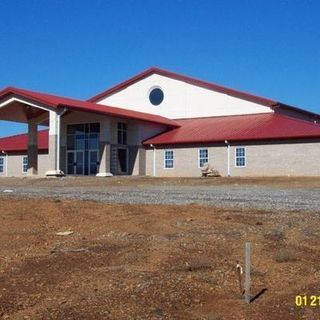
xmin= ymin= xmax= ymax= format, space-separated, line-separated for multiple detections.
xmin=149 ymin=88 xmax=164 ymax=106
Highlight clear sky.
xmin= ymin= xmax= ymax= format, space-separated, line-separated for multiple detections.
xmin=0 ymin=0 xmax=319 ymax=137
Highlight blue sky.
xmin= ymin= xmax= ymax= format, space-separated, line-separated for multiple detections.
xmin=0 ymin=0 xmax=319 ymax=137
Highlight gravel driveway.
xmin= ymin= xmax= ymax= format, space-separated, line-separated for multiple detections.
xmin=1 ymin=182 xmax=319 ymax=212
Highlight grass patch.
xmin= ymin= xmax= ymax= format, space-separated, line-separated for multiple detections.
xmin=264 ymin=228 xmax=286 ymax=242
xmin=273 ymin=248 xmax=298 ymax=263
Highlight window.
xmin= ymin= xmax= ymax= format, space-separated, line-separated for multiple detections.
xmin=22 ymin=156 xmax=28 ymax=173
xmin=198 ymin=149 xmax=208 ymax=167
xmin=0 ymin=157 xmax=4 ymax=174
xmin=117 ymin=122 xmax=127 ymax=145
xmin=164 ymin=150 xmax=174 ymax=169
xmin=235 ymin=147 xmax=246 ymax=167
xmin=66 ymin=123 xmax=100 ymax=176
xmin=67 ymin=123 xmax=100 ymax=151
xmin=149 ymin=88 xmax=164 ymax=106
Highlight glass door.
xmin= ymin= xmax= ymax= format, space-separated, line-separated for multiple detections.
xmin=66 ymin=123 xmax=100 ymax=176
xmin=89 ymin=150 xmax=99 ymax=175
xmin=117 ymin=148 xmax=128 ymax=174
xmin=75 ymin=151 xmax=84 ymax=175
xmin=67 ymin=151 xmax=75 ymax=175
xmin=67 ymin=151 xmax=85 ymax=175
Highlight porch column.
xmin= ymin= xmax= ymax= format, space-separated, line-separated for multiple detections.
xmin=46 ymin=111 xmax=64 ymax=176
xmin=27 ymin=121 xmax=38 ymax=175
xmin=97 ymin=141 xmax=113 ymax=177
xmin=96 ymin=120 xmax=113 ymax=177
xmin=138 ymin=147 xmax=146 ymax=175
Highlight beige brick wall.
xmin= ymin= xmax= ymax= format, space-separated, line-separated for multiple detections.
xmin=146 ymin=140 xmax=320 ymax=177
xmin=146 ymin=145 xmax=227 ymax=177
xmin=0 ymin=153 xmax=49 ymax=177
xmin=230 ymin=141 xmax=320 ymax=176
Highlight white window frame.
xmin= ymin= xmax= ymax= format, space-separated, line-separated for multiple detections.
xmin=235 ymin=147 xmax=246 ymax=168
xmin=198 ymin=148 xmax=209 ymax=168
xmin=0 ymin=156 xmax=5 ymax=175
xmin=22 ymin=156 xmax=28 ymax=174
xmin=164 ymin=150 xmax=174 ymax=169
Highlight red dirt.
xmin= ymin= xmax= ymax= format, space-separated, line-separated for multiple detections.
xmin=0 ymin=197 xmax=319 ymax=319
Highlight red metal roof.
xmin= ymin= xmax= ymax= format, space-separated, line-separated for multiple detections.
xmin=1 ymin=113 xmax=320 ymax=153
xmin=143 ymin=113 xmax=320 ymax=146
xmin=0 ymin=87 xmax=179 ymax=127
xmin=0 ymin=130 xmax=48 ymax=153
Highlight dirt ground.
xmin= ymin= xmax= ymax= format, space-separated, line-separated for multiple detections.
xmin=0 ymin=196 xmax=320 ymax=319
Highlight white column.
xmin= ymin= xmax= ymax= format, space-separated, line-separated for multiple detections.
xmin=96 ymin=142 xmax=113 ymax=177
xmin=96 ymin=120 xmax=113 ymax=177
xmin=46 ymin=111 xmax=64 ymax=176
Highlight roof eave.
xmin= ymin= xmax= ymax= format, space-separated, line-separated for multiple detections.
xmin=0 ymin=87 xmax=57 ymax=108
xmin=274 ymin=103 xmax=320 ymax=118
xmin=143 ymin=135 xmax=320 ymax=146
xmin=58 ymin=103 xmax=180 ymax=128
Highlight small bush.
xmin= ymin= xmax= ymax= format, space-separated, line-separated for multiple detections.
xmin=186 ymin=256 xmax=212 ymax=272
xmin=274 ymin=248 xmax=297 ymax=263
xmin=302 ymin=227 xmax=319 ymax=238
xmin=264 ymin=228 xmax=285 ymax=242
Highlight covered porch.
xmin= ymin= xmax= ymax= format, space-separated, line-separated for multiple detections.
xmin=0 ymin=86 xmax=179 ymax=177
xmin=0 ymin=94 xmax=64 ymax=177
xmin=0 ymin=87 xmax=112 ymax=177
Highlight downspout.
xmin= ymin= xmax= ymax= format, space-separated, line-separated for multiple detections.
xmin=1 ymin=151 xmax=8 ymax=177
xmin=150 ymin=144 xmax=156 ymax=177
xmin=225 ymin=140 xmax=230 ymax=177
xmin=6 ymin=152 xmax=8 ymax=177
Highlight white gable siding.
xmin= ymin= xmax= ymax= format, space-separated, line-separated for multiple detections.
xmin=98 ymin=74 xmax=273 ymax=119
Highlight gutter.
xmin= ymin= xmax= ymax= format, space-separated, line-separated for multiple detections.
xmin=1 ymin=150 xmax=8 ymax=177
xmin=56 ymin=107 xmax=68 ymax=173
xmin=150 ymin=144 xmax=156 ymax=177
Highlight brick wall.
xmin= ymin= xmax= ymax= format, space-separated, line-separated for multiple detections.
xmin=146 ymin=140 xmax=320 ymax=177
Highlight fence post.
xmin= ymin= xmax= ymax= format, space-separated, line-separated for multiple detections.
xmin=244 ymin=242 xmax=251 ymax=303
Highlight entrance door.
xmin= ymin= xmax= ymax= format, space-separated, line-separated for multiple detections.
xmin=89 ymin=150 xmax=99 ymax=175
xmin=117 ymin=148 xmax=128 ymax=174
xmin=67 ymin=151 xmax=75 ymax=175
xmin=75 ymin=151 xmax=84 ymax=175
xmin=67 ymin=151 xmax=84 ymax=175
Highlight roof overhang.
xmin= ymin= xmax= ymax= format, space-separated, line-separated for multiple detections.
xmin=0 ymin=95 xmax=53 ymax=125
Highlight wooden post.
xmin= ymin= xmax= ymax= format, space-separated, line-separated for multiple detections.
xmin=244 ymin=242 xmax=251 ymax=303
